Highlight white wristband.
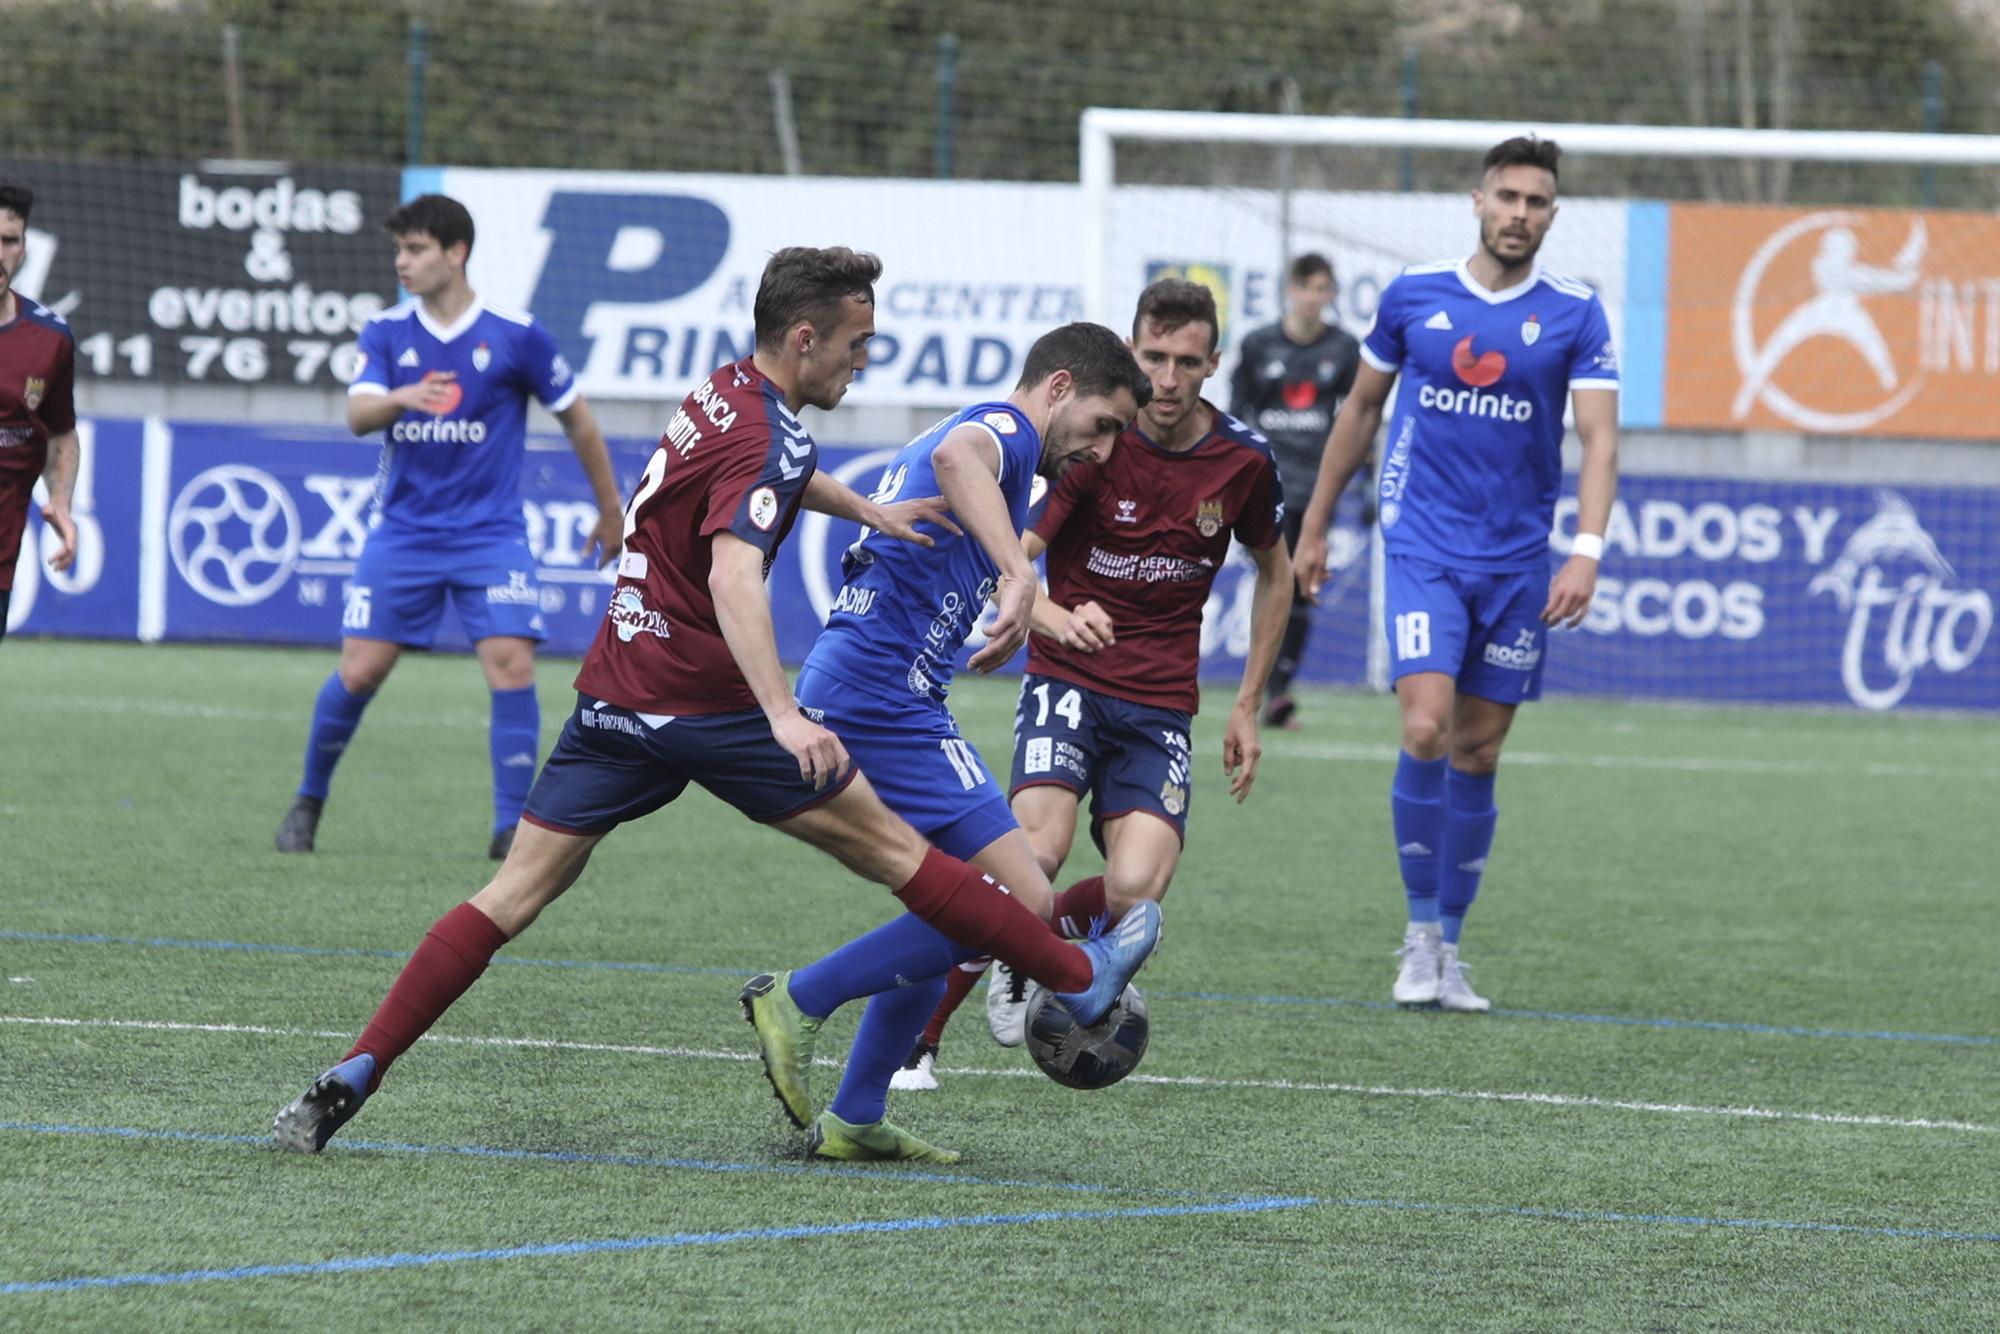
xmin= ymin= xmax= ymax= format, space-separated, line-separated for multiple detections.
xmin=1571 ymin=531 xmax=1605 ymax=562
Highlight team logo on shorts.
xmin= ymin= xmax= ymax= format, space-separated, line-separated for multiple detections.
xmin=472 ymin=341 xmax=492 ymax=372
xmin=1195 ymin=499 xmax=1224 ymax=537
xmin=22 ymin=377 xmax=43 ymax=410
xmin=1024 ymin=737 xmax=1053 ymax=774
xmin=1158 ymin=781 xmax=1187 ymax=817
xmin=1521 ymin=314 xmax=1541 ymax=347
xmin=748 ymin=486 xmax=779 ymax=531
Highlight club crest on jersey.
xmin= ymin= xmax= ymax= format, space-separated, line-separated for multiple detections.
xmin=472 ymin=341 xmax=492 ymax=372
xmin=1521 ymin=314 xmax=1541 ymax=347
xmin=981 ymin=410 xmax=1018 ymax=435
xmin=22 ymin=377 xmax=43 ymax=410
xmin=748 ymin=485 xmax=780 ymax=531
xmin=1195 ymin=499 xmax=1224 ymax=537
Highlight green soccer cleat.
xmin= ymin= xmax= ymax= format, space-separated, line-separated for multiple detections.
xmin=739 ymin=971 xmax=822 ymax=1129
xmin=808 ymin=1112 xmax=961 ymax=1164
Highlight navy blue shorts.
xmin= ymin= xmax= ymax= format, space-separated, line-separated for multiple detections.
xmin=1384 ymin=554 xmax=1547 ymax=703
xmin=1008 ymin=673 xmax=1193 ymax=851
xmin=344 ymin=528 xmax=547 ymax=648
xmin=794 ymin=665 xmax=1018 ymax=862
xmin=522 ymin=694 xmax=856 ymax=833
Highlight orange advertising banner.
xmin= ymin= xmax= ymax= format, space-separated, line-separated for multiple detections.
xmin=1665 ymin=204 xmax=2000 ymax=439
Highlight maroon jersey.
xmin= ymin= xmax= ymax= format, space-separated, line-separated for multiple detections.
xmin=1028 ymin=402 xmax=1284 ymax=713
xmin=574 ymin=358 xmax=816 ymax=715
xmin=0 ymin=297 xmax=76 ymax=591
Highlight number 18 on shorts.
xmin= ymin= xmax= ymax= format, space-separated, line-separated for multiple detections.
xmin=1385 ymin=554 xmax=1548 ymax=701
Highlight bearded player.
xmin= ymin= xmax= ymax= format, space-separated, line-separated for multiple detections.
xmin=893 ymin=277 xmax=1292 ymax=1089
xmin=1293 ymin=136 xmax=1619 ymax=1012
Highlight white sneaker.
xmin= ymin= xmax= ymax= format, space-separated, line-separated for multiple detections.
xmin=888 ymin=1042 xmax=939 ymax=1092
xmin=1392 ymin=923 xmax=1443 ymax=1007
xmin=986 ymin=960 xmax=1030 ymax=1047
xmin=1437 ymin=943 xmax=1490 ymax=1013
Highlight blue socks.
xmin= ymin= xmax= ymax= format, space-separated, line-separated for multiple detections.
xmin=1439 ymin=767 xmax=1498 ymax=945
xmin=299 ymin=673 xmax=373 ymax=800
xmin=827 ymin=974 xmax=949 ymax=1126
xmin=1390 ymin=751 xmax=1446 ymax=925
xmin=488 ymin=685 xmax=540 ymax=834
xmin=788 ymin=913 xmax=978 ymax=1020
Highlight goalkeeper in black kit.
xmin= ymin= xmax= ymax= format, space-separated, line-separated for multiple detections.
xmin=1229 ymin=252 xmax=1363 ymax=729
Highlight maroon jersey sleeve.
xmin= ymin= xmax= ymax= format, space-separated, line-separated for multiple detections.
xmin=1233 ymin=448 xmax=1284 ymax=550
xmin=1032 ymin=458 xmax=1098 ymax=546
xmin=699 ymin=391 xmax=816 ymax=559
xmin=40 ymin=332 xmax=75 ymax=438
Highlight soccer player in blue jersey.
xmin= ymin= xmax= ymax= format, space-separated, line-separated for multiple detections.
xmin=1293 ymin=136 xmax=1620 ymax=1011
xmin=274 ymin=194 xmax=625 ymax=860
xmin=741 ymin=322 xmax=1159 ymax=1162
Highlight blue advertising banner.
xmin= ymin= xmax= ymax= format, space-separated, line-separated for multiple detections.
xmin=12 ymin=419 xmax=1995 ymax=712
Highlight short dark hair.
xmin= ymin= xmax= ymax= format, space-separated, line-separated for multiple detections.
xmin=1131 ymin=278 xmax=1219 ymax=354
xmin=1287 ymin=253 xmax=1333 ymax=285
xmin=1483 ymin=135 xmax=1560 ymax=184
xmin=0 ymin=176 xmax=34 ymax=222
xmin=754 ymin=246 xmax=883 ymax=349
xmin=385 ymin=193 xmax=475 ymax=256
xmin=1017 ymin=322 xmax=1152 ymax=410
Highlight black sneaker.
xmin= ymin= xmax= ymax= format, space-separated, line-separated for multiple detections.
xmin=272 ymin=1053 xmax=376 ymax=1153
xmin=488 ymin=824 xmax=517 ymax=861
xmin=275 ymin=796 xmax=323 ymax=853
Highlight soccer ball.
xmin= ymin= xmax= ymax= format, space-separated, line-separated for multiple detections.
xmin=1023 ymin=982 xmax=1150 ymax=1090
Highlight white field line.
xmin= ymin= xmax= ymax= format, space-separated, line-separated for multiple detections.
xmin=6 ymin=1014 xmax=1990 ymax=1136
xmin=1262 ymin=738 xmax=1995 ymax=780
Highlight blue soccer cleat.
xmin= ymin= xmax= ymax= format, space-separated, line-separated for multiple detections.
xmin=1052 ymin=900 xmax=1161 ymax=1028
xmin=272 ymin=1052 xmax=376 ymax=1153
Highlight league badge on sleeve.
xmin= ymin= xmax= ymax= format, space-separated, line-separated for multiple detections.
xmin=748 ymin=486 xmax=779 ymax=531
xmin=982 ymin=410 xmax=1019 ymax=435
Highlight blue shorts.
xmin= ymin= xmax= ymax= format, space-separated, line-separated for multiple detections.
xmin=344 ymin=527 xmax=547 ymax=648
xmin=794 ymin=665 xmax=1017 ymax=862
xmin=1384 ymin=554 xmax=1547 ymax=703
xmin=522 ymin=694 xmax=856 ymax=832
xmin=1009 ymin=674 xmax=1193 ymax=852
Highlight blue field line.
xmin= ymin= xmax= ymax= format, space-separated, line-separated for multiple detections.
xmin=8 ymin=928 xmax=1995 ymax=1048
xmin=0 ymin=1120 xmax=1214 ymax=1200
xmin=1331 ymin=1196 xmax=2000 ymax=1245
xmin=0 ymin=1196 xmax=1319 ymax=1296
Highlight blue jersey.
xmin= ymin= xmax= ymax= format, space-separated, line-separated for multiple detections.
xmin=350 ymin=299 xmax=579 ymax=537
xmin=805 ymin=401 xmax=1042 ymax=706
xmin=1363 ymin=261 xmax=1618 ymax=572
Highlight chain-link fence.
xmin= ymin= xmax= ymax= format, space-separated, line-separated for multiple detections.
xmin=10 ymin=0 xmax=1999 ymax=195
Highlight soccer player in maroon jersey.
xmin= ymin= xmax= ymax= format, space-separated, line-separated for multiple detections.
xmin=0 ymin=176 xmax=78 ymax=638
xmin=893 ymin=277 xmax=1293 ymax=1088
xmin=274 ymin=248 xmax=1161 ymax=1154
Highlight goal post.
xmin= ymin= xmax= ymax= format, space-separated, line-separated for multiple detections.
xmin=1082 ymin=110 xmax=2000 ymax=708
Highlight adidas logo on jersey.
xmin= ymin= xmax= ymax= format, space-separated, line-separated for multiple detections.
xmin=397 ymin=348 xmax=420 ymax=367
xmin=1423 ymin=310 xmax=1454 ymax=331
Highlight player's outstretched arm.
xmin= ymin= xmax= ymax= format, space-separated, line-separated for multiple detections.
xmin=801 ymin=469 xmax=961 ymax=548
xmin=1223 ymin=539 xmax=1293 ymax=803
xmin=555 ymin=399 xmax=625 ymax=568
xmin=709 ymin=532 xmax=850 ymax=789
xmin=932 ymin=425 xmax=1036 ymax=672
xmin=1545 ymin=388 xmax=1619 ymax=628
xmin=1294 ymin=362 xmax=1396 ymax=601
xmin=38 ymin=429 xmax=78 ymax=572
